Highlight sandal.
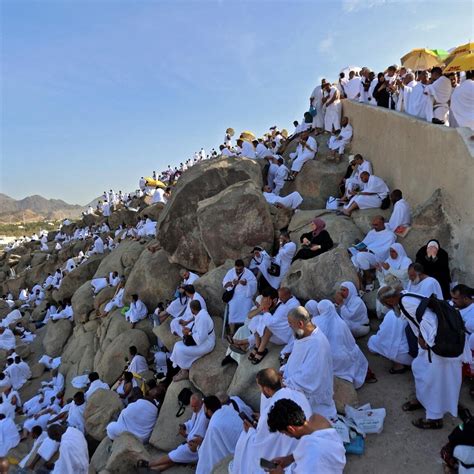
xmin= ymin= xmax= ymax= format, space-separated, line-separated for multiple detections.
xmin=248 ymin=347 xmax=258 ymax=360
xmin=389 ymin=366 xmax=409 ymax=375
xmin=229 ymin=344 xmax=247 ymax=355
xmin=412 ymin=418 xmax=443 ymax=430
xmin=251 ymin=348 xmax=268 ymax=365
xmin=402 ymin=401 xmax=423 ymax=412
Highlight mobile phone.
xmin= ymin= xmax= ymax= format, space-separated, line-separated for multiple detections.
xmin=239 ymin=411 xmax=257 ymax=427
xmin=260 ymin=458 xmax=278 ymax=470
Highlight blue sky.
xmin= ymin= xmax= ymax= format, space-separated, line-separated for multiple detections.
xmin=1 ymin=0 xmax=472 ymax=205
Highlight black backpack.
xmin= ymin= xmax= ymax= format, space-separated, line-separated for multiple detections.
xmin=399 ymin=293 xmax=466 ymax=362
xmin=176 ymin=388 xmax=193 ymax=417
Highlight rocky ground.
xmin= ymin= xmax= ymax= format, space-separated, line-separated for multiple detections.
xmin=1 ymin=134 xmax=469 ymax=473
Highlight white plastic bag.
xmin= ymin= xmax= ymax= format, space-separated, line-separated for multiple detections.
xmin=325 ymin=196 xmax=341 ymax=210
xmin=345 ymin=404 xmax=386 ymax=434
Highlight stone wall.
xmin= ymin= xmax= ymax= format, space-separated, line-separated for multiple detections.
xmin=343 ymin=100 xmax=474 ymax=286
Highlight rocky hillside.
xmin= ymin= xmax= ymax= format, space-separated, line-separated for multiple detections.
xmin=0 ymin=137 xmax=464 ymax=473
xmin=0 ymin=193 xmax=84 ymax=223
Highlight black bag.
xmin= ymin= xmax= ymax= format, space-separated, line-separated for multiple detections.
xmin=400 ymin=293 xmax=466 ymax=361
xmin=222 ymin=272 xmax=243 ymax=303
xmin=380 ymin=195 xmax=391 ymax=210
xmin=267 ymin=262 xmax=281 ymax=277
xmin=183 ymin=334 xmax=196 ymax=346
xmin=176 ymin=388 xmax=193 ymax=417
xmin=405 ymin=324 xmax=419 ymax=358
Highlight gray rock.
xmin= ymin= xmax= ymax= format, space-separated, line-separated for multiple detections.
xmin=42 ymin=320 xmax=73 ymax=357
xmin=104 ymin=432 xmax=150 ymax=474
xmin=71 ymin=280 xmax=95 ymax=323
xmin=283 ymin=247 xmax=359 ymax=302
xmin=85 ymin=389 xmax=123 ymax=441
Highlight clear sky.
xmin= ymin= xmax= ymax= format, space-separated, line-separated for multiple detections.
xmin=1 ymin=0 xmax=472 ymax=205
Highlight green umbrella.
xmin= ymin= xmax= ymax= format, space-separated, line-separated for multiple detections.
xmin=430 ymin=49 xmax=450 ymax=60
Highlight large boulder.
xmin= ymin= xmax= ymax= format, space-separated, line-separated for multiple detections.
xmin=227 ymin=343 xmax=281 ymax=410
xmin=189 ymin=339 xmax=236 ymax=395
xmin=42 ymin=320 xmax=73 ymax=357
xmin=139 ymin=202 xmax=165 ymax=222
xmin=71 ymin=281 xmax=95 ymax=323
xmin=108 ymin=208 xmax=139 ymax=230
xmin=60 ymin=324 xmax=97 ymax=398
xmin=283 ymin=247 xmax=359 ymax=302
xmin=25 ymin=256 xmax=59 ymax=288
xmin=93 ymin=240 xmax=145 ymax=279
xmin=89 ymin=437 xmax=113 ymax=474
xmin=197 ymin=181 xmax=275 ymax=268
xmin=85 ymin=389 xmax=123 ymax=441
xmin=283 ymin=159 xmax=347 ymax=210
xmin=400 ymin=189 xmax=453 ymax=261
xmin=123 ymin=249 xmax=181 ymax=310
xmin=104 ymin=432 xmax=150 ymax=474
xmin=288 ymin=210 xmax=364 ymax=250
xmin=152 ymin=318 xmax=181 ymax=352
xmin=193 ymin=260 xmax=234 ymax=319
xmin=94 ymin=328 xmax=150 ymax=385
xmin=94 ymin=285 xmax=117 ymax=311
xmin=157 ymin=157 xmax=263 ymax=273
xmin=52 ymin=254 xmax=103 ymax=302
xmin=149 ymin=379 xmax=198 ymax=451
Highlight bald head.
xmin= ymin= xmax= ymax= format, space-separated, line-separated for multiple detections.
xmin=256 ymin=368 xmax=282 ymax=392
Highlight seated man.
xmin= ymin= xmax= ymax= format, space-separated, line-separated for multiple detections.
xmin=194 ymin=396 xmax=243 ymax=474
xmin=50 ymin=300 xmax=74 ymax=322
xmin=328 ymin=116 xmax=353 ymax=161
xmin=126 ymin=345 xmax=148 ymax=375
xmin=287 ymin=132 xmax=317 ymax=181
xmin=84 ymin=372 xmax=109 ymax=400
xmin=0 ymin=326 xmax=16 ymax=351
xmin=231 ymin=368 xmax=312 ymax=474
xmin=282 ymin=306 xmax=337 ymax=421
xmin=272 ymin=157 xmax=290 ymax=196
xmin=235 ymin=138 xmax=256 ymax=159
xmin=385 ymin=189 xmax=412 ymax=232
xmin=124 ymin=294 xmax=148 ymax=327
xmin=341 ymin=154 xmax=372 ymax=199
xmin=142 ymin=394 xmax=209 ymax=471
xmin=349 ymin=215 xmax=396 ymax=288
xmin=106 ymin=387 xmax=158 ymax=443
xmin=342 ymin=171 xmax=390 ymax=216
xmin=262 ymin=186 xmax=303 ymax=210
xmin=168 ymin=285 xmax=207 ymax=336
xmin=47 ymin=424 xmax=89 ymax=474
xmin=170 ymin=300 xmax=215 ymax=382
xmin=231 ymin=288 xmax=299 ymax=365
xmin=266 ymin=399 xmax=346 ymax=473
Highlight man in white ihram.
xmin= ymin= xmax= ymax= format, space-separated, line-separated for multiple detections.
xmin=222 ymin=259 xmax=257 ymax=336
xmin=281 ymin=306 xmax=337 ymax=421
xmin=378 ymin=284 xmax=471 ymax=429
xmin=309 ymin=78 xmax=326 ymax=130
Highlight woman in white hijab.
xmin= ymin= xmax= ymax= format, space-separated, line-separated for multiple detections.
xmin=337 ymin=281 xmax=369 ymax=337
xmin=375 ymin=243 xmax=412 ymax=318
xmin=310 ymin=300 xmax=368 ymax=388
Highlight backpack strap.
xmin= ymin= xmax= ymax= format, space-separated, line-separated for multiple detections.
xmin=399 ymin=293 xmax=433 ymax=362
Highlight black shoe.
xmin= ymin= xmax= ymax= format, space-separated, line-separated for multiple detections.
xmin=221 ymin=355 xmax=237 ymax=367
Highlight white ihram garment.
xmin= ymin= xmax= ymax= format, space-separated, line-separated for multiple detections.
xmin=351 ymin=228 xmax=396 ymax=271
xmin=386 ymin=199 xmax=412 ymax=231
xmin=52 ymin=427 xmax=89 ymax=474
xmin=328 ymin=124 xmax=353 ymax=154
xmin=125 ymin=300 xmax=148 ymax=323
xmin=450 ymin=79 xmax=474 ymax=130
xmin=222 ymin=268 xmax=257 ymax=324
xmin=290 ymin=136 xmax=317 ymax=172
xmin=425 ymin=76 xmax=452 ymax=124
xmin=344 ymin=174 xmax=389 ymax=210
xmin=339 ymin=281 xmax=370 ymax=338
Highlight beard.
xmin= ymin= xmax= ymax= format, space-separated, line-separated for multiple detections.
xmin=411 ymin=276 xmax=420 ymax=285
xmin=392 ymin=305 xmax=401 ymax=317
xmin=293 ymin=328 xmax=305 ymax=339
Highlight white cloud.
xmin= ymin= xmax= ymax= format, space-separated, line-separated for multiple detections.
xmin=318 ymin=35 xmax=334 ymax=53
xmin=415 ymin=21 xmax=439 ymax=32
xmin=342 ymin=0 xmax=387 ymax=13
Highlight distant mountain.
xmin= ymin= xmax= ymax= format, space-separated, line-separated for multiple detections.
xmin=0 ymin=193 xmax=84 ymax=223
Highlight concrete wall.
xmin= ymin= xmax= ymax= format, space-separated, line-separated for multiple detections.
xmin=342 ymin=100 xmax=474 ymax=285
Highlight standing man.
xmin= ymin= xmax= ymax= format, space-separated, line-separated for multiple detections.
xmin=309 ymin=78 xmax=327 ymax=131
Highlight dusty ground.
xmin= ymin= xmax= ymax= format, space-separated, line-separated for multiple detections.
xmin=347 ymin=323 xmax=472 ymax=474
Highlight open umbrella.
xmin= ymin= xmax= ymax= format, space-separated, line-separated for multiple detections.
xmin=443 ymin=52 xmax=474 ymax=74
xmin=430 ymin=49 xmax=449 ymax=61
xmin=239 ymin=131 xmax=256 ymax=142
xmin=445 ymin=42 xmax=474 ymax=65
xmin=401 ymin=48 xmax=441 ymax=70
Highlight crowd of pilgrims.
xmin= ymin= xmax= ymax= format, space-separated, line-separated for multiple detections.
xmin=1 ymin=66 xmax=474 ymax=474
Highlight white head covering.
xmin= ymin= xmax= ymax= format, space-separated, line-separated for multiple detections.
xmin=427 ymin=240 xmax=439 ymax=249
xmin=304 ymin=300 xmax=319 ymax=318
xmin=340 ymin=281 xmax=359 ymax=311
xmin=386 ymin=243 xmax=412 ymax=270
xmin=339 ymin=281 xmax=368 ymax=326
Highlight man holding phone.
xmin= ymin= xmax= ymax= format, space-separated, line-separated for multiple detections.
xmin=265 ymin=399 xmax=346 ymax=473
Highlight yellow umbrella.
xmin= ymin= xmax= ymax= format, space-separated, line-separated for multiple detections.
xmin=445 ymin=42 xmax=474 ymax=65
xmin=239 ymin=130 xmax=256 ymax=142
xmin=401 ymin=48 xmax=441 ymax=70
xmin=443 ymin=52 xmax=474 ymax=73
